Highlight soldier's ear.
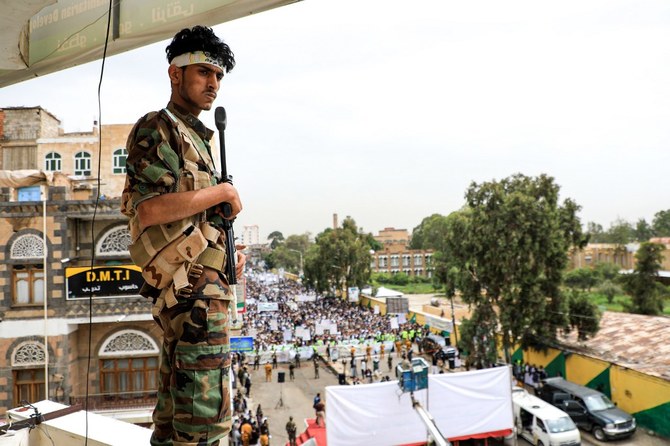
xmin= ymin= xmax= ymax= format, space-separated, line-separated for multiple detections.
xmin=168 ymin=65 xmax=181 ymax=84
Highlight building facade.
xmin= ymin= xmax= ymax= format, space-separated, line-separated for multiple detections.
xmin=371 ymin=227 xmax=433 ymax=277
xmin=0 ymin=107 xmax=156 ymax=421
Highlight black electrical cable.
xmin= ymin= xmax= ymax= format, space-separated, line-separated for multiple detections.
xmin=84 ymin=1 xmax=114 ymax=444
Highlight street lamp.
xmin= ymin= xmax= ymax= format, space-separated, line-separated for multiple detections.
xmin=288 ymin=249 xmax=303 ymax=277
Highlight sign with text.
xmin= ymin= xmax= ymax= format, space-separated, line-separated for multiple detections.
xmin=66 ymin=265 xmax=143 ymax=299
xmin=230 ymin=336 xmax=254 ymax=353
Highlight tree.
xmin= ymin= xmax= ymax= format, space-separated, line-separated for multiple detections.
xmin=410 ymin=214 xmax=450 ymax=251
xmin=303 ymin=217 xmax=373 ymax=297
xmin=621 ymin=242 xmax=666 ymax=315
xmin=586 ymin=222 xmax=605 ymax=243
xmin=446 ymin=174 xmax=589 ymax=366
xmin=652 ymin=210 xmax=670 ymax=237
xmin=564 ymin=268 xmax=598 ymax=291
xmin=567 ymin=290 xmax=600 ymax=341
xmin=633 ymin=218 xmax=654 ymax=242
xmin=598 ymin=280 xmax=622 ymax=304
xmin=267 ymin=231 xmax=284 ymax=249
xmin=605 ymin=218 xmax=634 ymax=246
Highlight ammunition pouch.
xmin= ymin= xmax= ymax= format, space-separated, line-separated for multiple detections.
xmin=129 ymin=219 xmax=208 ymax=291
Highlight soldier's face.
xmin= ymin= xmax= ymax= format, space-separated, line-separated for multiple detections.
xmin=171 ymin=63 xmax=224 ymax=115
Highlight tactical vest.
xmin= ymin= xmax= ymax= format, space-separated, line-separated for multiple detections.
xmin=127 ymin=108 xmax=226 ymax=308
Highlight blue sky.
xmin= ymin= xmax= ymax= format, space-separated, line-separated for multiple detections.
xmin=1 ymin=0 xmax=668 ymax=240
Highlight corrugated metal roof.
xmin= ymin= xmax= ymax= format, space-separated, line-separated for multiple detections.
xmin=559 ymin=311 xmax=670 ymax=380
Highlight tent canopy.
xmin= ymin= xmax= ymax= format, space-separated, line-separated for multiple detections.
xmin=375 ymin=286 xmax=403 ymax=298
xmin=0 ymin=0 xmax=300 ymax=88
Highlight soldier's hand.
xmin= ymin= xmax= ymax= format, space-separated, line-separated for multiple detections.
xmin=217 ymin=182 xmax=242 ymax=218
xmin=235 ymin=244 xmax=247 ymax=279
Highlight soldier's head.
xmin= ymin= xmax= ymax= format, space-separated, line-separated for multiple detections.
xmin=165 ymin=26 xmax=236 ymax=116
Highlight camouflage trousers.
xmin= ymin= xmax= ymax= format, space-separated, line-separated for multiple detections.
xmin=151 ymin=267 xmax=233 ymax=446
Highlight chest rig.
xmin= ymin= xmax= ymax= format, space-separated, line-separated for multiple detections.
xmin=128 ymin=108 xmax=226 ymax=309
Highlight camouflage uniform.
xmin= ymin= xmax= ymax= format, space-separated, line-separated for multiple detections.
xmin=122 ymin=101 xmax=233 ymax=446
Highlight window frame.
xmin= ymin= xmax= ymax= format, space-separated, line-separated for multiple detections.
xmin=44 ymin=151 xmax=62 ymax=172
xmin=12 ymin=264 xmax=45 ymax=306
xmin=74 ymin=151 xmax=92 ymax=176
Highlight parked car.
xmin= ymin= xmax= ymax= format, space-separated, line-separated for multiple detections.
xmin=420 ymin=335 xmax=456 ymax=361
xmin=512 ymin=386 xmax=581 ymax=446
xmin=536 ymin=377 xmax=636 ymax=441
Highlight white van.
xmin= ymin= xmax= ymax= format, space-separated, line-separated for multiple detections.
xmin=512 ymin=387 xmax=581 ymax=446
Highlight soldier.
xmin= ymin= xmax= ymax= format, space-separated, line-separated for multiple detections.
xmin=285 ymin=416 xmax=297 ymax=446
xmin=122 ymin=25 xmax=245 ymax=446
xmin=314 ymin=357 xmax=320 ymax=379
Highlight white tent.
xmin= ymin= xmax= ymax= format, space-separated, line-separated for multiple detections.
xmin=326 ymin=367 xmax=514 ymax=446
xmin=375 ymin=286 xmax=403 ymax=298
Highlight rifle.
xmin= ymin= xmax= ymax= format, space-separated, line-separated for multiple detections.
xmin=214 ymin=106 xmax=237 ymax=286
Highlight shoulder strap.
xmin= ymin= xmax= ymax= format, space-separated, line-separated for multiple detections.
xmin=161 ymin=108 xmax=217 ymax=175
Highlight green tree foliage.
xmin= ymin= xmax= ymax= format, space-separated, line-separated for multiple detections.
xmin=606 ymin=218 xmax=634 ymax=247
xmin=410 ymin=214 xmax=450 ymax=251
xmin=634 ymin=218 xmax=654 ymax=242
xmin=564 ymin=268 xmax=598 ymax=291
xmin=267 ymin=230 xmax=285 ymax=249
xmin=652 ymin=209 xmax=670 ymax=237
xmin=621 ymin=242 xmax=666 ymax=315
xmin=593 ymin=261 xmax=621 ymax=282
xmin=445 ymin=174 xmax=589 ymax=365
xmin=567 ymin=290 xmax=601 ymax=341
xmin=587 ymin=222 xmax=605 ymax=243
xmin=598 ymin=280 xmax=623 ymax=304
xmin=303 ymin=217 xmax=373 ymax=297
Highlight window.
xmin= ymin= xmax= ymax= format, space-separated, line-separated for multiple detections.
xmin=99 ymin=330 xmax=159 ymax=398
xmin=100 ymin=357 xmax=159 ymax=395
xmin=74 ymin=151 xmax=91 ymax=176
xmin=391 ymin=255 xmax=399 ymax=267
xmin=379 ymin=256 xmax=388 ymax=268
xmin=96 ymin=225 xmax=131 ymax=257
xmin=13 ymin=368 xmax=45 ymax=407
xmin=112 ymin=148 xmax=127 ymax=174
xmin=414 ymin=254 xmax=422 ymax=266
xmin=13 ymin=265 xmax=45 ymax=305
xmin=402 ymin=255 xmax=410 ymax=267
xmin=45 ymin=152 xmax=62 ymax=171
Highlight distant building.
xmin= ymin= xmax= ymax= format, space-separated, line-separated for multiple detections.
xmin=569 ymin=240 xmax=670 ymax=271
xmin=371 ymin=227 xmax=433 ymax=278
xmin=0 ymin=106 xmax=155 ymax=422
xmin=242 ymin=224 xmax=260 ymax=246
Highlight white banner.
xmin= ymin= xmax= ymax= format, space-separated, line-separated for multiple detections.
xmin=257 ymin=302 xmax=279 ymax=312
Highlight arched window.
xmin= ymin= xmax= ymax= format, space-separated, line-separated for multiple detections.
xmin=44 ymin=152 xmax=62 ymax=172
xmin=10 ymin=234 xmax=45 ymax=305
xmin=113 ymin=148 xmax=127 ymax=175
xmin=10 ymin=234 xmax=44 ymax=259
xmin=12 ymin=341 xmax=46 ymax=366
xmin=12 ymin=342 xmax=46 ymax=407
xmin=74 ymin=151 xmax=91 ymax=176
xmin=99 ymin=330 xmax=159 ymax=399
xmin=96 ymin=225 xmax=131 ymax=257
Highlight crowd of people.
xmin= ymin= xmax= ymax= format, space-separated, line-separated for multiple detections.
xmin=226 ymin=271 xmax=437 ymax=445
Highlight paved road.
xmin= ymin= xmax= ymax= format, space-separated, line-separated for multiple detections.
xmin=238 ymin=359 xmax=339 ymax=446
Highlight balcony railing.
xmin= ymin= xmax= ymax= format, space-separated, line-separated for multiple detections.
xmin=69 ymin=390 xmax=157 ymax=411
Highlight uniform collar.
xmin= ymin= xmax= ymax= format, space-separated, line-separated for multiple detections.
xmin=166 ymin=101 xmax=214 ymax=140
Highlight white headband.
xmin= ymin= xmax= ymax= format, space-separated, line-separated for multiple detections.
xmin=170 ymin=51 xmax=224 ymax=71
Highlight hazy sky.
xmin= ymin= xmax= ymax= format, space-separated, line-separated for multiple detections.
xmin=1 ymin=0 xmax=668 ymax=241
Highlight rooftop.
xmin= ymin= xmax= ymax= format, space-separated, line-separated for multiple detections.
xmin=559 ymin=311 xmax=670 ymax=380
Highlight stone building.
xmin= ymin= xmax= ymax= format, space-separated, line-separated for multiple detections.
xmin=0 ymin=107 xmax=156 ymax=423
xmin=371 ymin=227 xmax=433 ymax=278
